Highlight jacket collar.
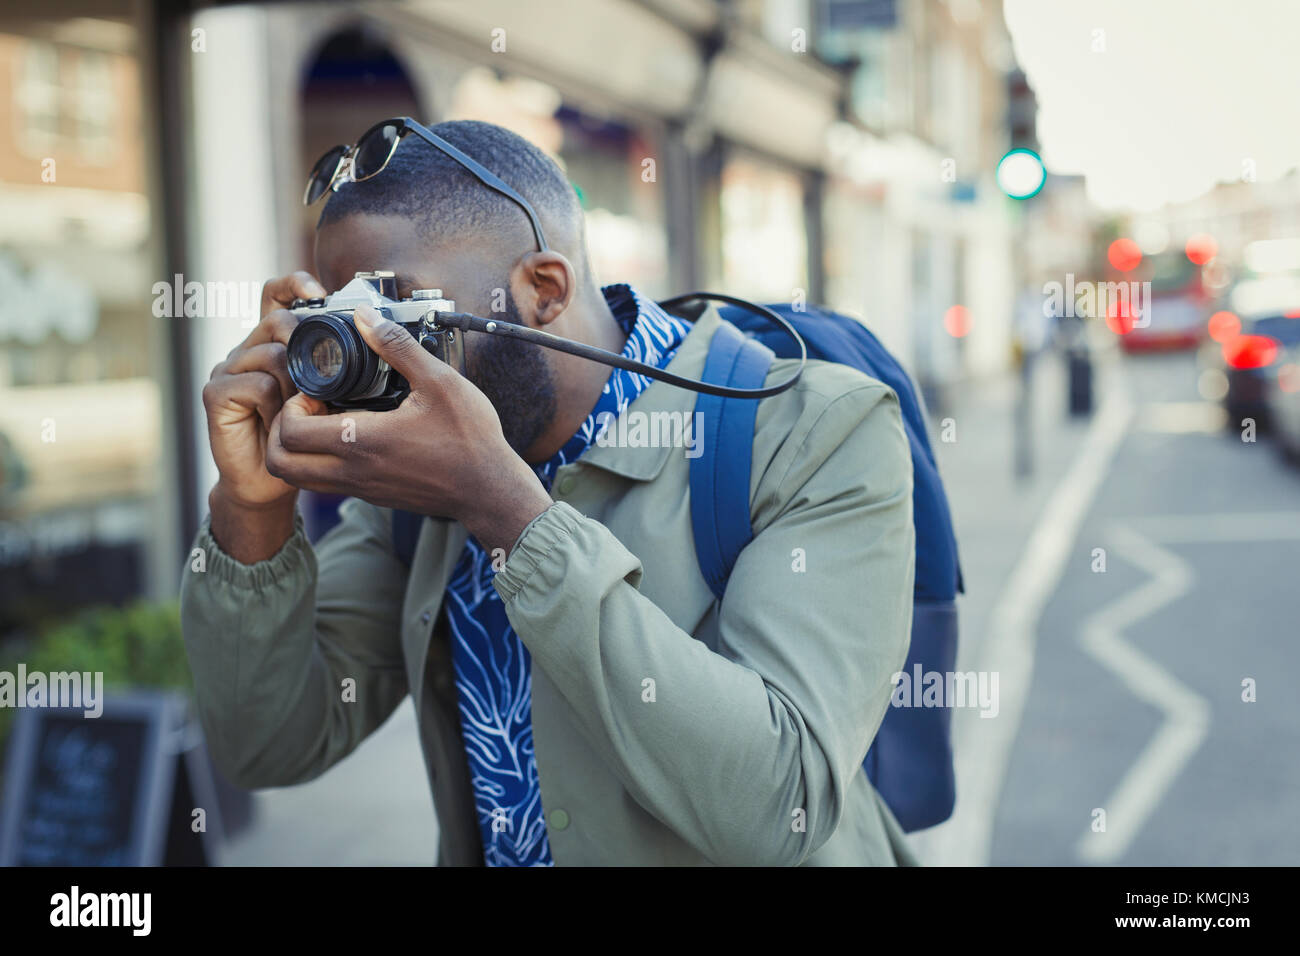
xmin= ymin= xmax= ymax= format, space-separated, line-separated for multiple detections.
xmin=570 ymin=303 xmax=721 ymax=482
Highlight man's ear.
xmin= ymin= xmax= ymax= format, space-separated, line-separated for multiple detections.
xmin=511 ymin=251 xmax=576 ymax=328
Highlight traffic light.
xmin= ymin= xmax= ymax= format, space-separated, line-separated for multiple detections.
xmin=1006 ymin=68 xmax=1038 ymax=152
xmin=997 ymin=148 xmax=1046 ymax=199
xmin=1000 ymin=69 xmax=1043 ymax=199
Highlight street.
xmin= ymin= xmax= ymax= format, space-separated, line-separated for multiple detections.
xmin=920 ymin=345 xmax=1300 ymax=865
xmin=6 ymin=0 xmax=1300 ymax=890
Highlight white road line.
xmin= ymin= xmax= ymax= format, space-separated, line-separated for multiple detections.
xmin=1134 ymin=401 xmax=1226 ymax=434
xmin=918 ymin=391 xmax=1134 ymax=866
xmin=1131 ymin=511 xmax=1300 ymax=543
xmin=1071 ymin=510 xmax=1300 ymax=860
xmin=1074 ymin=525 xmax=1209 ymax=864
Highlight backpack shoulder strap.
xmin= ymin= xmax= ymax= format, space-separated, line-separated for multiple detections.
xmin=690 ymin=322 xmax=775 ymax=600
xmin=392 ymin=508 xmax=422 ymax=568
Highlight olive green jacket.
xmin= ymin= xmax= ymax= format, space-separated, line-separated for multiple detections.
xmin=180 ymin=306 xmax=919 ymax=866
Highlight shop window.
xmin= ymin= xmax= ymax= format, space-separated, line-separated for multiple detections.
xmin=719 ymin=151 xmax=808 ymax=301
xmin=447 ymin=68 xmax=669 ymax=296
xmin=557 ymin=107 xmax=669 ymax=296
xmin=15 ymin=40 xmax=61 ymax=157
xmin=0 ymin=29 xmax=159 ymax=636
xmin=73 ymin=50 xmax=116 ymax=164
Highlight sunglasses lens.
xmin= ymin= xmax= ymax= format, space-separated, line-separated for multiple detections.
xmin=353 ymin=122 xmax=402 ymax=181
xmin=305 ymin=145 xmax=348 ymax=205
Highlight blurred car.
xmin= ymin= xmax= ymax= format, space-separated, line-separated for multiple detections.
xmin=1265 ymin=348 xmax=1300 ymax=459
xmin=1114 ymin=250 xmax=1212 ymax=352
xmin=1213 ymin=275 xmax=1300 ymax=429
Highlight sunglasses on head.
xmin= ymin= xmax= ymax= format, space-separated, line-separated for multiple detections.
xmin=303 ymin=116 xmax=550 ymax=252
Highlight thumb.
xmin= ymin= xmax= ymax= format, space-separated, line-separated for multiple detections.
xmin=352 ymin=304 xmax=447 ymax=390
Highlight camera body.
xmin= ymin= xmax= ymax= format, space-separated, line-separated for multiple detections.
xmin=286 ymin=271 xmax=462 ymax=411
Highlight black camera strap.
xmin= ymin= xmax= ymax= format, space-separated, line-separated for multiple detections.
xmin=429 ymin=293 xmax=805 ymax=399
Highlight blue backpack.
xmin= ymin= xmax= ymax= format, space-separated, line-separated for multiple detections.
xmin=392 ymin=300 xmax=963 ymax=832
xmin=676 ymin=300 xmax=963 ymax=833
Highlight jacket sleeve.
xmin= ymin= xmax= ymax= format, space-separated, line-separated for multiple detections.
xmin=493 ymin=381 xmax=915 ymax=866
xmin=179 ymin=497 xmax=410 ymax=789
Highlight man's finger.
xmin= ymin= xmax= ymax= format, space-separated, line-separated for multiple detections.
xmin=282 ymin=391 xmax=329 ymax=418
xmin=266 ymin=409 xmax=354 ymax=487
xmin=352 ymin=304 xmax=453 ymax=390
xmin=276 ymin=394 xmax=373 ymax=455
xmin=238 ymin=308 xmax=301 ymax=351
xmin=261 ymin=271 xmax=326 ymax=317
xmin=203 ymin=370 xmax=286 ymax=432
xmin=264 ymin=441 xmax=349 ymax=491
xmin=223 ymin=342 xmax=294 ymax=402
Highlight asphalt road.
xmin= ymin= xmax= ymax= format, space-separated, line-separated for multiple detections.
xmin=989 ymin=349 xmax=1300 ymax=864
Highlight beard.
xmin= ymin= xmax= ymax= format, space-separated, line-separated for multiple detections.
xmin=465 ymin=285 xmax=558 ymax=456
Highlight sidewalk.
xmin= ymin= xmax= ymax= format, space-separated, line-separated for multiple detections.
xmin=909 ymin=347 xmax=1121 ymax=864
xmin=929 ymin=351 xmax=1106 ymax=671
xmin=218 ymin=698 xmax=438 ymax=866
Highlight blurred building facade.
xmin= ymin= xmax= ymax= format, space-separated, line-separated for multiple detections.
xmin=1 ymin=0 xmax=1043 ymax=623
xmin=0 ymin=9 xmax=178 ymax=640
xmin=186 ymin=0 xmax=1034 ymax=520
xmin=1143 ymin=173 xmax=1300 ymax=280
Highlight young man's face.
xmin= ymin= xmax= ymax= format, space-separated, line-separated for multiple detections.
xmin=314 ymin=211 xmax=557 ymax=455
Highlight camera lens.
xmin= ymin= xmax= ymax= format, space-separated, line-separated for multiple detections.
xmin=287 ymin=313 xmax=379 ymax=403
xmin=309 ymin=336 xmax=343 ymax=379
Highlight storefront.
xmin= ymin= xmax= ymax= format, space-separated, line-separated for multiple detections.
xmin=0 ymin=12 xmax=174 ymax=637
xmin=182 ymin=0 xmax=852 ymax=533
xmin=714 ymin=147 xmax=810 ymax=302
xmin=439 ymin=65 xmax=671 ymax=297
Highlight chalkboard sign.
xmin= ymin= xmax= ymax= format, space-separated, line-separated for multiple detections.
xmin=0 ymin=691 xmax=222 ymax=866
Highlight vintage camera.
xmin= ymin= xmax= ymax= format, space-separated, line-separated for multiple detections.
xmin=285 ymin=271 xmax=464 ymax=411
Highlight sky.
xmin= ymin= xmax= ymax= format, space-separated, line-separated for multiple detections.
xmin=1003 ymin=0 xmax=1300 ymax=211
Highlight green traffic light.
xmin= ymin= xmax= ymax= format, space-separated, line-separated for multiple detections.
xmin=997 ymin=148 xmax=1046 ymax=200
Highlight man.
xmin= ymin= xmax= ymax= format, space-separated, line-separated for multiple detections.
xmin=181 ymin=119 xmax=917 ymax=866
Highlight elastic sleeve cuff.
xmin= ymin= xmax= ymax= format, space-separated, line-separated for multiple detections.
xmin=193 ymin=511 xmax=314 ymax=591
xmin=507 ymin=505 xmax=553 ymax=558
xmin=492 ymin=501 xmax=585 ymax=602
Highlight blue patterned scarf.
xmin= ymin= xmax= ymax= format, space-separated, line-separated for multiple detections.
xmin=444 ymin=283 xmax=691 ymax=866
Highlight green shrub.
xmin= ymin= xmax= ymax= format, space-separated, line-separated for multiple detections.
xmin=0 ymin=599 xmax=192 ymax=784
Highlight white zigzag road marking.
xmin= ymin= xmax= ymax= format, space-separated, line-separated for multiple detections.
xmin=1075 ymin=524 xmax=1209 ymax=864
xmin=1073 ymin=510 xmax=1300 ymax=862
xmin=917 ymin=393 xmax=1134 ymax=866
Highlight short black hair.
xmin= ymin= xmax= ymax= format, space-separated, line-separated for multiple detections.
xmin=317 ymin=119 xmax=585 ymax=264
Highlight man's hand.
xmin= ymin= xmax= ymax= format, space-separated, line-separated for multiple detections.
xmin=265 ymin=304 xmax=554 ymax=557
xmin=202 ymin=271 xmax=325 ymax=563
